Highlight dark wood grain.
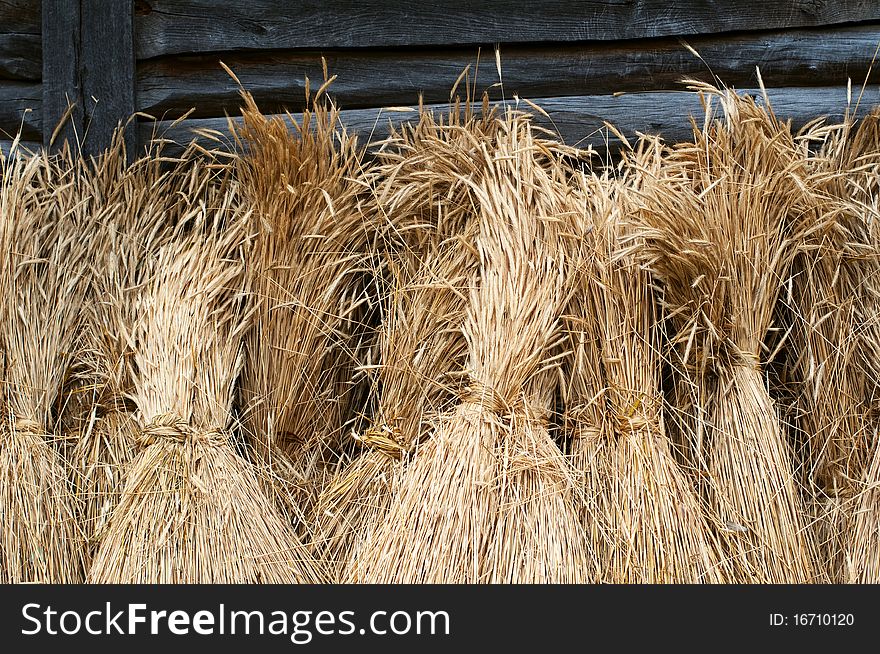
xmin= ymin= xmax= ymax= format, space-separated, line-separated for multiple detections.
xmin=0 ymin=80 xmax=41 ymax=140
xmin=41 ymin=0 xmax=80 ymax=150
xmin=138 ymin=85 xmax=878 ymax=158
xmin=0 ymin=0 xmax=40 ymax=80
xmin=0 ymin=0 xmax=40 ymax=33
xmin=0 ymin=33 xmax=41 ymax=81
xmin=137 ymin=24 xmax=880 ymax=119
xmin=1 ymin=138 xmax=40 ymax=157
xmin=134 ymin=0 xmax=880 ymax=59
xmin=80 ymin=0 xmax=136 ymax=156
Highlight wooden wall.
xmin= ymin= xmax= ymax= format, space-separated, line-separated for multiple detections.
xmin=2 ymin=0 xmax=880 ymax=157
xmin=0 ymin=0 xmax=41 ymax=153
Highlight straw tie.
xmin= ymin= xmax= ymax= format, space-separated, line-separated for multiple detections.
xmin=730 ymin=346 xmax=762 ymax=371
xmin=614 ymin=412 xmax=656 ymax=434
xmin=460 ymin=379 xmax=554 ymax=429
xmin=564 ymin=404 xmax=605 ymax=442
xmin=13 ymin=417 xmax=45 ymax=436
xmin=610 ymin=392 xmax=662 ymax=436
xmin=460 ymin=379 xmax=513 ymax=415
xmin=357 ymin=422 xmax=407 ymax=459
xmin=138 ymin=414 xmax=229 ymax=448
xmin=97 ymin=390 xmax=132 ymax=416
xmin=687 ymin=342 xmax=763 ymax=375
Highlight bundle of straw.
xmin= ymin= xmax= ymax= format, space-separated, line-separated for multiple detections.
xmin=558 ymin=182 xmax=615 ymax=576
xmin=70 ymin=138 xmax=205 ymax=551
xmin=88 ymin=167 xmax=321 ymax=583
xmin=563 ymin=171 xmax=728 ymax=582
xmin=802 ymin=107 xmax=880 ymax=582
xmin=780 ymin=109 xmax=880 ymax=581
xmin=0 ymin=147 xmax=90 ymax=582
xmin=232 ymin=83 xmax=375 ymax=524
xmin=845 ymin=112 xmax=880 ymax=583
xmin=631 ymin=84 xmax=821 ymax=583
xmin=354 ymin=113 xmax=593 ymax=583
xmin=316 ymin=104 xmax=498 ymax=575
xmin=329 ymin=229 xmax=478 ymax=579
xmin=850 ymin=436 xmax=880 ymax=582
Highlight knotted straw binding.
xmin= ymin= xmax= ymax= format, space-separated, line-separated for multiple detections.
xmin=564 ymin=403 xmax=606 ymax=440
xmin=613 ymin=411 xmax=656 ymax=435
xmin=609 ymin=390 xmax=662 ymax=435
xmin=96 ymin=389 xmax=133 ymax=416
xmin=357 ymin=422 xmax=407 ymax=459
xmin=460 ymin=378 xmax=512 ymax=415
xmin=680 ymin=337 xmax=764 ymax=377
xmin=460 ymin=377 xmax=555 ymax=433
xmin=13 ymin=417 xmax=44 ymax=436
xmin=730 ymin=347 xmax=762 ymax=372
xmin=137 ymin=414 xmax=229 ymax=448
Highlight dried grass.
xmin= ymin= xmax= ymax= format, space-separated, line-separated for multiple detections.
xmin=88 ymin=163 xmax=322 ymax=583
xmin=0 ymin=147 xmax=90 ymax=582
xmin=843 ymin=113 xmax=880 ymax=583
xmin=231 ymin=86 xmax=376 ymax=528
xmin=321 ymin=233 xmax=477 ymax=578
xmin=70 ymin=138 xmax=209 ymax=551
xmin=778 ymin=109 xmax=880 ymax=581
xmin=630 ymin=84 xmax=821 ymax=582
xmin=562 ymin=171 xmax=729 ymax=582
xmin=316 ymin=105 xmax=497 ymax=577
xmin=351 ymin=113 xmax=594 ymax=582
xmin=797 ymin=107 xmax=880 ymax=582
xmin=5 ymin=78 xmax=880 ymax=584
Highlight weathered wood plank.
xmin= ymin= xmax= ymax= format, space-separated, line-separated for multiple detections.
xmin=80 ymin=0 xmax=136 ymax=156
xmin=138 ymin=24 xmax=880 ymax=119
xmin=0 ymin=33 xmax=41 ymax=81
xmin=0 ymin=81 xmax=41 ymax=140
xmin=134 ymin=0 xmax=880 ymax=59
xmin=0 ymin=0 xmax=40 ymax=30
xmin=1 ymin=138 xmax=41 ymax=157
xmin=42 ymin=0 xmax=80 ymax=150
xmin=138 ymin=85 xmax=879 ymax=158
xmin=0 ymin=0 xmax=41 ymax=80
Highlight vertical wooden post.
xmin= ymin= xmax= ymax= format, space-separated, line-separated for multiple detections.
xmin=42 ymin=0 xmax=82 ymax=152
xmin=41 ymin=0 xmax=136 ymax=158
xmin=80 ymin=0 xmax=136 ymax=158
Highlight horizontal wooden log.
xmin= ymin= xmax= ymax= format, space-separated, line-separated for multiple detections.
xmin=0 ymin=0 xmax=40 ymax=34
xmin=0 ymin=81 xmax=41 ymax=140
xmin=138 ymin=24 xmax=880 ymax=119
xmin=0 ymin=0 xmax=41 ymax=80
xmin=138 ymin=85 xmax=879 ymax=158
xmin=0 ymin=138 xmax=40 ymax=157
xmin=0 ymin=33 xmax=41 ymax=80
xmin=135 ymin=0 xmax=880 ymax=59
